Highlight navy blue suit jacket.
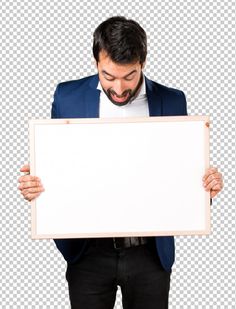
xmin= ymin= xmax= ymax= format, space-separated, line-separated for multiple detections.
xmin=51 ymin=74 xmax=187 ymax=273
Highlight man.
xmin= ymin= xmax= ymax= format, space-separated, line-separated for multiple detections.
xmin=18 ymin=16 xmax=223 ymax=309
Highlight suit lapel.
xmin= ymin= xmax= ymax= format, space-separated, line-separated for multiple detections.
xmin=145 ymin=76 xmax=163 ymax=116
xmin=85 ymin=74 xmax=100 ymax=118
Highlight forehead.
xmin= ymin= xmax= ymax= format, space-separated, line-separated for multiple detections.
xmin=98 ymin=50 xmax=141 ymax=76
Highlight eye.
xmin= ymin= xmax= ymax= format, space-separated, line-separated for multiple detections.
xmin=105 ymin=77 xmax=115 ymax=81
xmin=124 ymin=73 xmax=136 ymax=81
xmin=124 ymin=77 xmax=134 ymax=81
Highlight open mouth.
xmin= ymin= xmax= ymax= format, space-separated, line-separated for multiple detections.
xmin=111 ymin=92 xmax=130 ymax=103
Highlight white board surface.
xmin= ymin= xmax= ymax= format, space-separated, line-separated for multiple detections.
xmin=29 ymin=116 xmax=210 ymax=239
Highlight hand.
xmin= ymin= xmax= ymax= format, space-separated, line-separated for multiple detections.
xmin=202 ymin=167 xmax=223 ymax=199
xmin=18 ymin=164 xmax=45 ymax=202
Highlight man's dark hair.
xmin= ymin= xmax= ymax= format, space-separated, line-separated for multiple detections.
xmin=93 ymin=16 xmax=147 ymax=65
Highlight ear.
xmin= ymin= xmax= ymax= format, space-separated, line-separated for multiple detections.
xmin=141 ymin=60 xmax=146 ymax=70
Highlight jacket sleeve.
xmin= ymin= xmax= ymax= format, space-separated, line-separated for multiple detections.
xmin=51 ymin=84 xmax=60 ymax=119
xmin=181 ymin=90 xmax=188 ymax=116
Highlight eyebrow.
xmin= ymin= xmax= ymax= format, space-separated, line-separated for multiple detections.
xmin=102 ymin=69 xmax=137 ymax=79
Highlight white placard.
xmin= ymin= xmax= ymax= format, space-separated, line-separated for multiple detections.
xmin=29 ymin=116 xmax=210 ymax=239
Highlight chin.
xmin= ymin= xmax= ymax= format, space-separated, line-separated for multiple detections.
xmin=110 ymin=98 xmax=131 ymax=106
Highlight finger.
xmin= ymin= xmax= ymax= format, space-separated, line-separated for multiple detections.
xmin=20 ymin=164 xmax=30 ymax=172
xmin=18 ymin=180 xmax=42 ymax=190
xmin=210 ymin=183 xmax=223 ymax=198
xmin=22 ymin=186 xmax=45 ymax=195
xmin=18 ymin=175 xmax=41 ymax=183
xmin=210 ymin=190 xmax=219 ymax=199
xmin=203 ymin=167 xmax=218 ymax=180
xmin=24 ymin=192 xmax=42 ymax=202
xmin=204 ymin=179 xmax=221 ymax=192
xmin=211 ymin=183 xmax=222 ymax=191
xmin=203 ymin=174 xmax=222 ymax=187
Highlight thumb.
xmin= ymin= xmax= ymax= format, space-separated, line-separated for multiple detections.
xmin=20 ymin=164 xmax=30 ymax=173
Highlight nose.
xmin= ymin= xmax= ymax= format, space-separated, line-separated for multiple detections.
xmin=113 ymin=80 xmax=126 ymax=96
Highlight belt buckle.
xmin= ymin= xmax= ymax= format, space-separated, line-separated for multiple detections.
xmin=113 ymin=238 xmax=123 ymax=250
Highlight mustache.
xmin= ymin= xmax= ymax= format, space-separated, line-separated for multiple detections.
xmin=108 ymin=89 xmax=132 ymax=98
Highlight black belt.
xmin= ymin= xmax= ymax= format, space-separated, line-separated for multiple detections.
xmin=89 ymin=237 xmax=152 ymax=250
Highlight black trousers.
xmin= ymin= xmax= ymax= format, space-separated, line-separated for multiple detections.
xmin=65 ymin=238 xmax=171 ymax=309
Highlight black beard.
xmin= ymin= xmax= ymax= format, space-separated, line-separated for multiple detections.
xmin=102 ymin=73 xmax=143 ymax=106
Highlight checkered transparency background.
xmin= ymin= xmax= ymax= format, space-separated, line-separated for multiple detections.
xmin=1 ymin=0 xmax=235 ymax=308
